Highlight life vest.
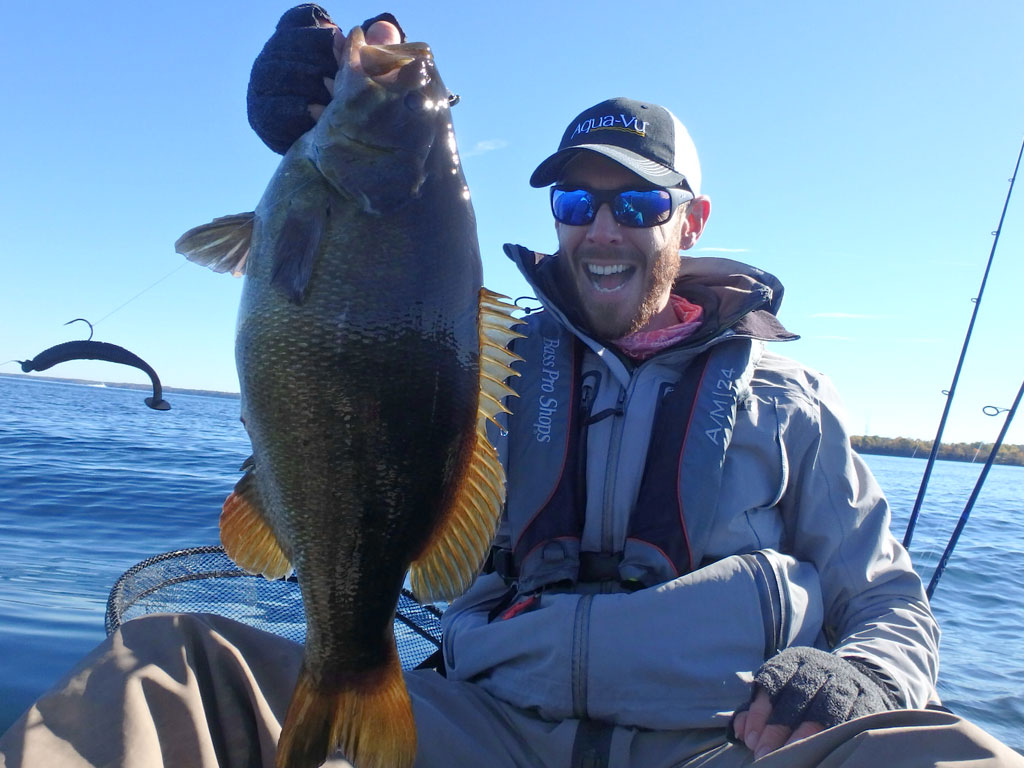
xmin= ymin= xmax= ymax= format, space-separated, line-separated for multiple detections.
xmin=493 ymin=310 xmax=757 ymax=593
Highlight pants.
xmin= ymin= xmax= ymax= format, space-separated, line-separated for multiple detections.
xmin=1 ymin=613 xmax=1020 ymax=768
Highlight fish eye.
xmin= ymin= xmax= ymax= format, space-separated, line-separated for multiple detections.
xmin=404 ymin=91 xmax=427 ymax=112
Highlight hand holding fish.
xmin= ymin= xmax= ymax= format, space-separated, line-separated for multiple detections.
xmin=248 ymin=4 xmax=406 ymax=153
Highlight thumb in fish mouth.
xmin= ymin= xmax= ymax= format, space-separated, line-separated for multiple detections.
xmin=362 ymin=15 xmax=406 ymax=45
xmin=311 ymin=17 xmax=406 ymax=121
xmin=332 ymin=21 xmax=412 ymax=76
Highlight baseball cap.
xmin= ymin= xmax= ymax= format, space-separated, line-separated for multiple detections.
xmin=529 ymin=97 xmax=701 ymax=195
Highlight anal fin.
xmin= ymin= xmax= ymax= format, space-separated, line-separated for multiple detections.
xmin=221 ymin=462 xmax=293 ymax=580
xmin=409 ymin=289 xmax=525 ymax=603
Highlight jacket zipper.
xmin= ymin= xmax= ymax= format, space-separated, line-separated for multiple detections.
xmin=600 ymin=385 xmax=629 ymax=555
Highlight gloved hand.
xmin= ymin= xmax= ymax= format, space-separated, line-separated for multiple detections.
xmin=246 ymin=4 xmax=406 ymax=154
xmin=732 ymin=647 xmax=899 ymax=758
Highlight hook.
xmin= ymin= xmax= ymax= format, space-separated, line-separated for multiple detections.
xmin=64 ymin=318 xmax=95 ymax=341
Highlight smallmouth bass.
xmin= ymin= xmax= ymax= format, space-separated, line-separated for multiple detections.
xmin=177 ymin=26 xmax=522 ymax=768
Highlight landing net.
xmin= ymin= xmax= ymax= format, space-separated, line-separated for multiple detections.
xmin=105 ymin=546 xmax=444 ymax=670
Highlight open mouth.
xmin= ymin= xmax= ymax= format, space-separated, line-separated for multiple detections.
xmin=586 ymin=263 xmax=636 ymax=293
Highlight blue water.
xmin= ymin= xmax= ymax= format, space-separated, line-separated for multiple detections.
xmin=1 ymin=373 xmax=1022 ymax=751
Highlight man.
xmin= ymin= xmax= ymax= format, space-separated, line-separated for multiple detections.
xmin=1 ymin=6 xmax=1021 ymax=768
xmin=245 ymin=8 xmax=1024 ymax=765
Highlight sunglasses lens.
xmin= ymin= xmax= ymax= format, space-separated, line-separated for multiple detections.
xmin=614 ymin=190 xmax=673 ymax=227
xmin=551 ymin=188 xmax=594 ymax=226
xmin=551 ymin=187 xmax=682 ymax=227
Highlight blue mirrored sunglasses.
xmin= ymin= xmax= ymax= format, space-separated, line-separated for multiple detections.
xmin=550 ymin=185 xmax=694 ymax=228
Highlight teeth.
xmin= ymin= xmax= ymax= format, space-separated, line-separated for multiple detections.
xmin=587 ymin=264 xmax=629 ymax=275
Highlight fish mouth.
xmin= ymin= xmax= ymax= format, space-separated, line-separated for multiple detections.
xmin=343 ymin=28 xmax=451 ymax=115
xmin=344 ymin=25 xmax=432 ymax=79
xmin=359 ymin=42 xmax=431 ymax=78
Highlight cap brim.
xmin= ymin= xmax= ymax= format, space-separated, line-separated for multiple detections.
xmin=529 ymin=145 xmax=687 ymax=188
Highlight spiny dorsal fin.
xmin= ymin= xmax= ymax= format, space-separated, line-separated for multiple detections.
xmin=220 ymin=464 xmax=293 ymax=580
xmin=409 ymin=289 xmax=525 ymax=603
xmin=175 ymin=213 xmax=255 ymax=276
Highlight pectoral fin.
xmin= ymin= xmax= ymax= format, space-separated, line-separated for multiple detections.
xmin=175 ymin=213 xmax=255 ymax=276
xmin=220 ymin=461 xmax=292 ymax=580
xmin=409 ymin=289 xmax=525 ymax=603
xmin=270 ymin=201 xmax=327 ymax=304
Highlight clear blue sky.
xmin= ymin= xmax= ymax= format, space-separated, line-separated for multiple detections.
xmin=1 ymin=1 xmax=1022 ymax=444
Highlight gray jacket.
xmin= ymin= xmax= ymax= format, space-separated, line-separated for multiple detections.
xmin=441 ymin=246 xmax=940 ymax=731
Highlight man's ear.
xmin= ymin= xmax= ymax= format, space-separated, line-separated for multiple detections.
xmin=679 ymin=196 xmax=711 ymax=251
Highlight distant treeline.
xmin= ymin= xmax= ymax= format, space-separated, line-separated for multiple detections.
xmin=851 ymin=435 xmax=1024 ymax=467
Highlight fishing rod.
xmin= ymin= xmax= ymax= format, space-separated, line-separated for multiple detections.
xmin=903 ymin=136 xmax=1024 ymax=549
xmin=926 ymin=376 xmax=1024 ymax=598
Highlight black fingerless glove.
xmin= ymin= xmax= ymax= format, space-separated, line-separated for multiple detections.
xmin=246 ymin=5 xmax=406 ymax=154
xmin=739 ymin=647 xmax=900 ymax=730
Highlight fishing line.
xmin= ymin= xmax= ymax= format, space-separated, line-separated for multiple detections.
xmin=88 ymin=173 xmax=321 ymax=329
xmin=926 ymin=376 xmax=1024 ymax=598
xmin=903 ymin=136 xmax=1024 ymax=549
xmin=90 ymin=262 xmax=190 ymax=328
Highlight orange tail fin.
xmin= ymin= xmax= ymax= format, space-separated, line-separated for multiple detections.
xmin=276 ymin=651 xmax=415 ymax=768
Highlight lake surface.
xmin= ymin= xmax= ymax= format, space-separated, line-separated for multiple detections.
xmin=1 ymin=373 xmax=1021 ymax=751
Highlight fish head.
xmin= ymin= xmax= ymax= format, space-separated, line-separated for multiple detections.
xmin=312 ymin=26 xmax=461 ymax=212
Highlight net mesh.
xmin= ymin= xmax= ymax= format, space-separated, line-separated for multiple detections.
xmin=105 ymin=546 xmax=444 ymax=670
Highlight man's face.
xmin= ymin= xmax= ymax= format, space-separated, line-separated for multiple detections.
xmin=554 ymin=153 xmax=695 ymax=341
